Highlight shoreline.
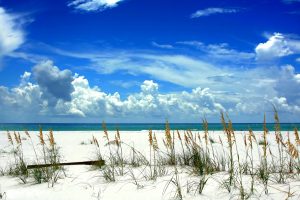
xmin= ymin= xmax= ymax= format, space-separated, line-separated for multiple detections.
xmin=0 ymin=122 xmax=299 ymax=132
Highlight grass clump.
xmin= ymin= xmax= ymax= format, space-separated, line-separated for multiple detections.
xmin=37 ymin=129 xmax=64 ymax=186
xmin=6 ymin=131 xmax=28 ymax=183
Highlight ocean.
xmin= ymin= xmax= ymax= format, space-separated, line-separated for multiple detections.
xmin=0 ymin=123 xmax=299 ymax=131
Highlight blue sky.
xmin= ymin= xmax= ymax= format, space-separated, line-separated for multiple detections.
xmin=0 ymin=0 xmax=300 ymax=123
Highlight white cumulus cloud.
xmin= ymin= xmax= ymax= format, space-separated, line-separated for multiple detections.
xmin=255 ymin=33 xmax=293 ymax=60
xmin=255 ymin=33 xmax=300 ymax=60
xmin=32 ymin=60 xmax=74 ymax=105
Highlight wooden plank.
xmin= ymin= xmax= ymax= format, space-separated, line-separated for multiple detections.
xmin=27 ymin=160 xmax=105 ymax=169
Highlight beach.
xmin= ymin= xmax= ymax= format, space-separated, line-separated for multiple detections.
xmin=1 ymin=0 xmax=300 ymax=199
xmin=1 ymin=129 xmax=300 ymax=200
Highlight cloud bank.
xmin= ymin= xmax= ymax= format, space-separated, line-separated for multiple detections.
xmin=0 ymin=62 xmax=225 ymax=122
xmin=1 ymin=58 xmax=300 ymax=122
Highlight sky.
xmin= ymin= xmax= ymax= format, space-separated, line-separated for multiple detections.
xmin=0 ymin=0 xmax=300 ymax=123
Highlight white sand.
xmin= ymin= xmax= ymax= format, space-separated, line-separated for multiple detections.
xmin=0 ymin=130 xmax=300 ymax=200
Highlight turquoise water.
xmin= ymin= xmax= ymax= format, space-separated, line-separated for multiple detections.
xmin=0 ymin=123 xmax=299 ymax=131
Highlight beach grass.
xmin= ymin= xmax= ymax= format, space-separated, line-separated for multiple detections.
xmin=1 ymin=111 xmax=300 ymax=199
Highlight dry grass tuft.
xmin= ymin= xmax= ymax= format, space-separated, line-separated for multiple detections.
xmin=39 ymin=127 xmax=45 ymax=145
xmin=7 ymin=131 xmax=13 ymax=145
xmin=294 ymin=128 xmax=300 ymax=146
